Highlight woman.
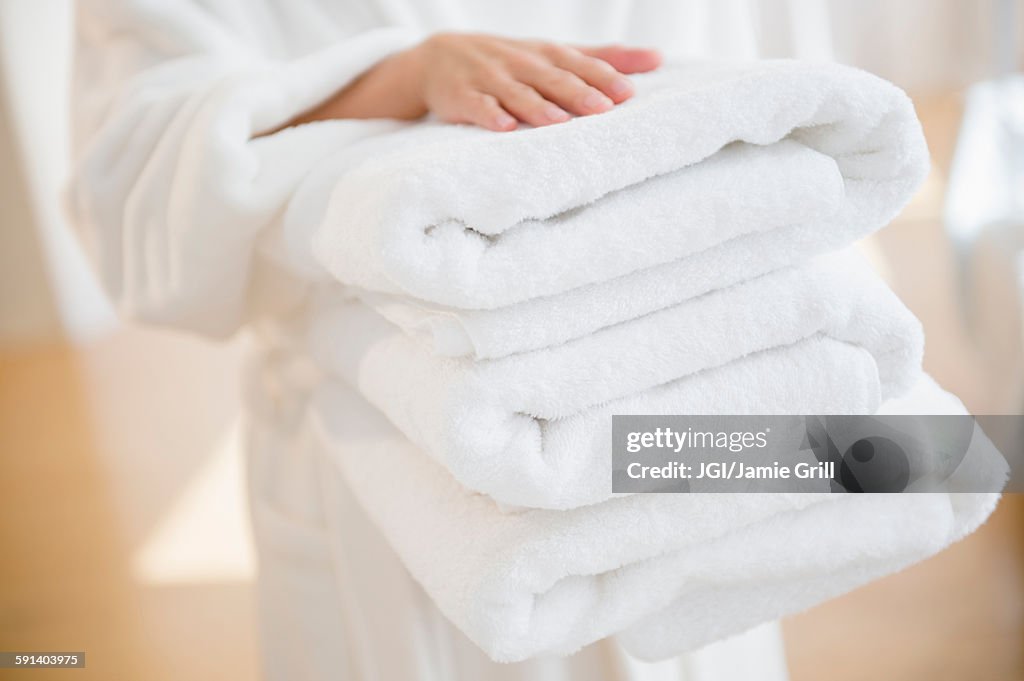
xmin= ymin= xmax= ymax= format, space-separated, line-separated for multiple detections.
xmin=71 ymin=1 xmax=789 ymax=678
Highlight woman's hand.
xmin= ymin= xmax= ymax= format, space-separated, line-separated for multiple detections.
xmin=286 ymin=33 xmax=662 ymax=132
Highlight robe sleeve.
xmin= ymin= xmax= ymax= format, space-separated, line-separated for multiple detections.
xmin=69 ymin=0 xmax=419 ymax=337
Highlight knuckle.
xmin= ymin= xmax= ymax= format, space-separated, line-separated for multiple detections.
xmin=584 ymin=56 xmax=617 ymax=76
xmin=461 ymin=89 xmax=494 ymax=107
xmin=505 ymin=51 xmax=542 ymax=71
xmin=539 ymin=42 xmax=572 ymax=61
xmin=542 ymin=69 xmax=584 ymax=92
xmin=474 ymin=63 xmax=507 ymax=83
xmin=454 ymin=90 xmax=477 ymax=107
xmin=475 ymin=93 xmax=501 ymax=110
xmin=501 ymin=80 xmax=537 ymax=100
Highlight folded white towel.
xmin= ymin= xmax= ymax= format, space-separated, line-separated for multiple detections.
xmin=308 ymin=254 xmax=923 ymax=509
xmin=615 ymin=374 xmax=1008 ymax=661
xmin=359 ymin=209 xmax=876 ymax=359
xmin=309 ymin=376 xmax=1004 ymax=663
xmin=298 ymin=60 xmax=927 ymax=311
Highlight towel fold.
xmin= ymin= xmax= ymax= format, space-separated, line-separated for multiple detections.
xmin=298 ymin=60 xmax=927 ymax=310
xmin=310 ymin=376 xmax=1004 ymax=663
xmin=358 ymin=209 xmax=879 ymax=359
xmin=308 ymin=253 xmax=923 ymax=509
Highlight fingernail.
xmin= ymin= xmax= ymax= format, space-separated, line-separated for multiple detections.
xmin=545 ymin=105 xmax=570 ymax=122
xmin=495 ymin=113 xmax=517 ymax=129
xmin=609 ymin=78 xmax=633 ymax=97
xmin=583 ymin=92 xmax=613 ymax=112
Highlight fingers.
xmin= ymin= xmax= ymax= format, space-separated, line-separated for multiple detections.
xmin=508 ymin=51 xmax=614 ymax=117
xmin=577 ymin=46 xmax=663 ymax=74
xmin=543 ymin=45 xmax=635 ymax=103
xmin=433 ymin=43 xmax=662 ymax=132
xmin=439 ymin=90 xmax=518 ymax=132
xmin=485 ymin=77 xmax=571 ymax=127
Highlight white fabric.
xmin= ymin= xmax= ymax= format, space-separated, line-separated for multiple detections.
xmin=618 ymin=373 xmax=1010 ymax=659
xmin=72 ymin=5 xmax=420 ymax=335
xmin=245 ymin=348 xmax=790 ymax=680
xmin=70 ymin=0 xmax=760 ymax=338
xmin=301 ymin=60 xmax=927 ymax=314
xmin=360 ymin=193 xmax=883 ymax=358
xmin=308 ymin=375 xmax=1004 ymax=663
xmin=72 ymin=1 xmax=801 ymax=679
xmin=308 ymin=253 xmax=923 ymax=509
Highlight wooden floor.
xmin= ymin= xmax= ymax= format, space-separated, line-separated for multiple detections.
xmin=1 ymin=93 xmax=1023 ymax=681
xmin=0 ymin=340 xmax=258 ymax=681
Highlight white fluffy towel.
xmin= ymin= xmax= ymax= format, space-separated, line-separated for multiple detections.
xmin=292 ymin=60 xmax=927 ymax=314
xmin=307 ymin=253 xmax=924 ymax=509
xmin=310 ymin=377 xmax=1004 ymax=663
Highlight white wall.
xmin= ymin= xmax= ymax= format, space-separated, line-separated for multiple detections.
xmin=0 ymin=72 xmax=63 ymax=344
xmin=0 ymin=0 xmax=114 ymax=345
xmin=757 ymin=0 xmax=1024 ymax=90
xmin=826 ymin=0 xmax=1023 ymax=91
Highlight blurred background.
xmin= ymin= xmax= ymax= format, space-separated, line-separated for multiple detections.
xmin=1 ymin=1 xmax=1022 ymax=679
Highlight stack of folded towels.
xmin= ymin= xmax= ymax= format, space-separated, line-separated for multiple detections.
xmin=285 ymin=61 xmax=1004 ymax=662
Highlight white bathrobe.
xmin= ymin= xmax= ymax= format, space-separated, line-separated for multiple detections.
xmin=71 ymin=1 xmax=799 ymax=679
